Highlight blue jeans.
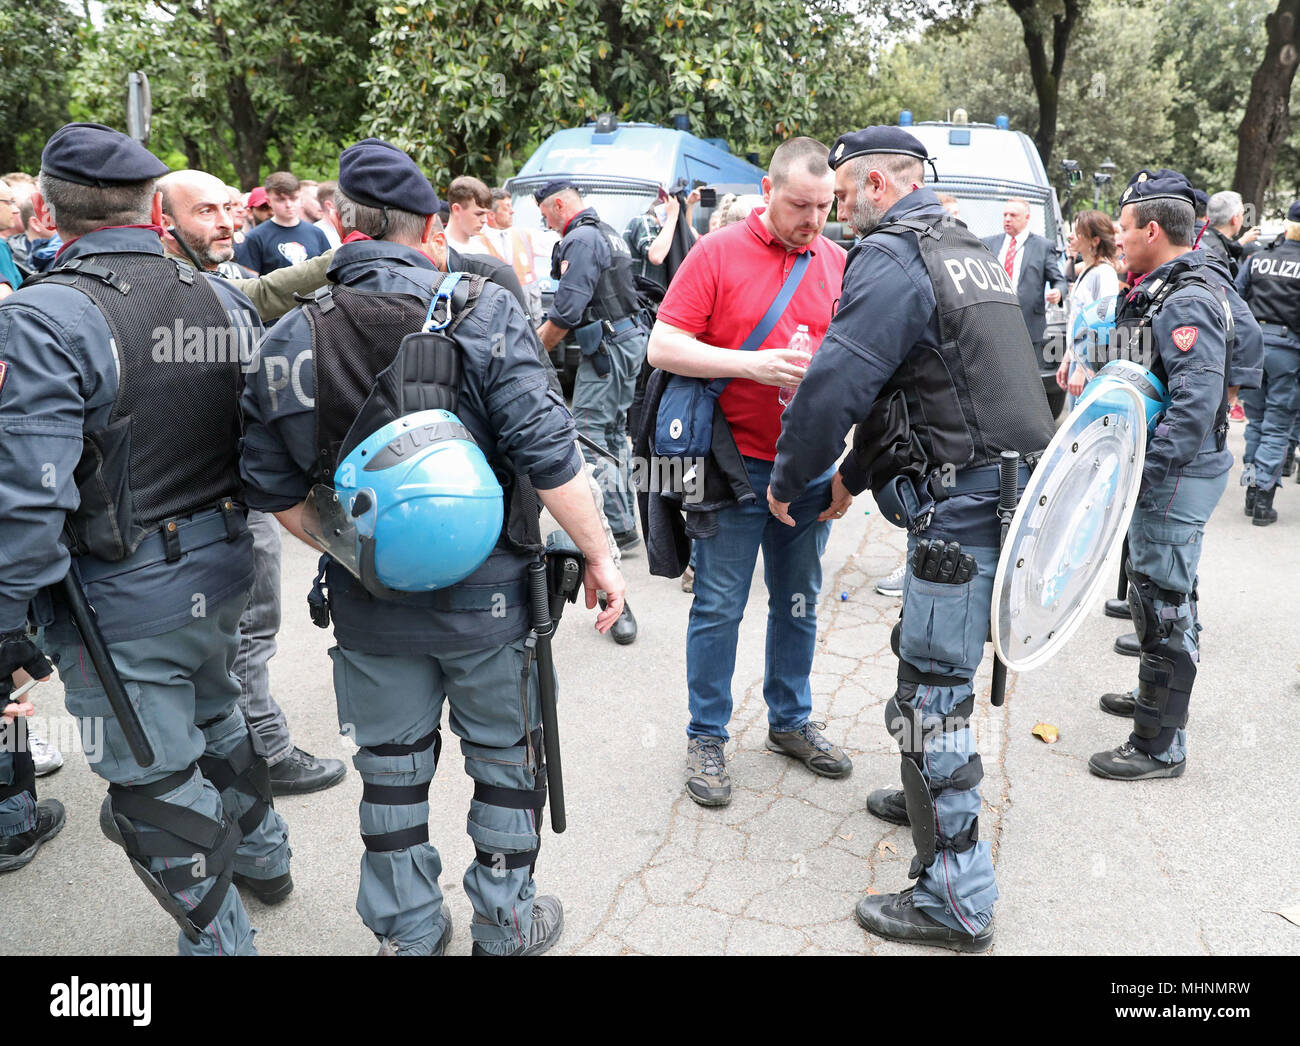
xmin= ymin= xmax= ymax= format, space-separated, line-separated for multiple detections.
xmin=686 ymin=457 xmax=833 ymax=741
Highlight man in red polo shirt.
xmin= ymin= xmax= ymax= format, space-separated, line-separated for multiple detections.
xmin=648 ymin=136 xmax=851 ymax=807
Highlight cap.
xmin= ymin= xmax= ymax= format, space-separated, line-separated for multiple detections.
xmin=1118 ymin=175 xmax=1196 ymax=209
xmin=40 ymin=122 xmax=168 ymax=188
xmin=247 ymin=186 xmax=269 ymax=209
xmin=533 ymin=179 xmax=578 ymax=204
xmin=1126 ymin=168 xmax=1189 ymax=190
xmin=828 ymin=127 xmax=932 ymax=171
xmin=337 ymin=138 xmax=440 ymax=215
xmin=1288 ymin=200 xmax=1300 ymax=222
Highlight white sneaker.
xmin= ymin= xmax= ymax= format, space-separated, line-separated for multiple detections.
xmin=874 ymin=560 xmax=907 ymax=597
xmin=28 ymin=730 xmax=64 ymax=777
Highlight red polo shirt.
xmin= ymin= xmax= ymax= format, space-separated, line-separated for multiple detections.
xmin=657 ymin=208 xmax=846 ymax=460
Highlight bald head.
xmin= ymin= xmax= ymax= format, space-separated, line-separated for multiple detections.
xmin=159 ymin=169 xmax=236 ymax=269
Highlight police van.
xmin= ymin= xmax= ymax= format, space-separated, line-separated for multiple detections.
xmin=505 ymin=116 xmax=766 ymax=383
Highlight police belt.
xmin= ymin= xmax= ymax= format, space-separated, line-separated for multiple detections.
xmin=427 ymin=578 xmax=526 ymax=612
xmin=1259 ymin=322 xmax=1300 ymax=344
xmin=606 ymin=315 xmax=639 ymax=335
xmin=76 ymin=503 xmax=244 ymax=584
xmin=926 ymin=460 xmax=1033 ymax=503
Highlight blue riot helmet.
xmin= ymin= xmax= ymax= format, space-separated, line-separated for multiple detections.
xmin=1075 ymin=359 xmax=1169 ymax=433
xmin=305 ymin=409 xmax=504 ymax=594
xmin=1070 ymin=294 xmax=1117 ymax=369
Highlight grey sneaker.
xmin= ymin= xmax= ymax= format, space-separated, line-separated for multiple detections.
xmin=766 ymin=720 xmax=853 ymax=778
xmin=874 ymin=560 xmax=907 ymax=597
xmin=685 ymin=736 xmax=731 ymax=806
xmin=472 ymin=895 xmax=564 ymax=956
xmin=28 ymin=729 xmax=64 ymax=777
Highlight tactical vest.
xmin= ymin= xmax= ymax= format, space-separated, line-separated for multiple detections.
xmin=853 ymin=214 xmax=1056 ymax=494
xmin=1114 ymin=259 xmax=1235 ymax=451
xmin=301 ymin=276 xmax=543 ymax=554
xmin=1242 ymin=239 xmax=1300 ymax=335
xmin=553 ymin=212 xmax=642 ymax=324
xmin=29 ymin=252 xmax=244 ymax=561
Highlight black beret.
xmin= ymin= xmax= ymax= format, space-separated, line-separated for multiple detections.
xmin=338 ymin=138 xmax=440 ymax=215
xmin=40 ymin=122 xmax=168 ymax=188
xmin=1288 ymin=200 xmax=1300 ymax=222
xmin=533 ymin=180 xmax=578 ymax=204
xmin=1118 ymin=175 xmax=1196 ymax=210
xmin=828 ymin=127 xmax=932 ymax=171
xmin=1126 ymin=168 xmax=1189 ymax=190
xmin=1192 ymin=188 xmax=1209 ymax=210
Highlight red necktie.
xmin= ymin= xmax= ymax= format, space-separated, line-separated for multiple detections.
xmin=1004 ymin=236 xmax=1017 ymax=279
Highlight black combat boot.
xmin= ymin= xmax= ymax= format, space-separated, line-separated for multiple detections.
xmin=1099 ymin=691 xmax=1135 ymax=717
xmin=1282 ymin=441 xmax=1298 ymax=478
xmin=1244 ymin=485 xmax=1257 ymax=517
xmin=855 ymin=887 xmax=993 ymax=952
xmin=1103 ymin=598 xmax=1131 ymax=619
xmin=1252 ymin=484 xmax=1278 ymax=527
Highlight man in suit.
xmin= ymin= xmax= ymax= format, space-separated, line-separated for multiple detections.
xmin=982 ymin=198 xmax=1065 ymax=354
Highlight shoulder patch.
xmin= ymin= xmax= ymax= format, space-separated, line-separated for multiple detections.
xmin=0 ymin=360 xmax=7 ymax=397
xmin=1171 ymin=325 xmax=1198 ymax=352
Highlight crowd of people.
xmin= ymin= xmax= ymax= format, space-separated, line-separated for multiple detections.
xmin=0 ymin=113 xmax=1295 ymax=958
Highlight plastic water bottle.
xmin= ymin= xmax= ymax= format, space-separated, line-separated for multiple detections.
xmin=778 ymin=324 xmax=812 ymax=407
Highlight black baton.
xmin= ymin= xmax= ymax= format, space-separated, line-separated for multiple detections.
xmin=990 ymin=450 xmax=1021 ymax=708
xmin=60 ymin=571 xmax=155 ymax=766
xmin=527 ymin=558 xmax=566 ymax=833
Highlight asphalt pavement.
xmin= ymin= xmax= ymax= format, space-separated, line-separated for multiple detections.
xmin=3 ymin=424 xmax=1297 ymax=956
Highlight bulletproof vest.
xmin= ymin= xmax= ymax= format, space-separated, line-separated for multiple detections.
xmin=555 ymin=212 xmax=642 ymax=324
xmin=302 ymin=277 xmax=543 ymax=553
xmin=855 ymin=214 xmax=1055 ymax=488
xmin=28 ymin=252 xmax=243 ymax=560
xmin=1242 ymin=239 xmax=1300 ymax=335
xmin=1115 ymin=258 xmax=1235 ymax=450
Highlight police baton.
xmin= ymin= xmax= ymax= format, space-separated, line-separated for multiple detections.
xmin=990 ymin=450 xmax=1020 ymax=708
xmin=527 ymin=558 xmax=567 ymax=833
xmin=60 ymin=571 xmax=155 ymax=767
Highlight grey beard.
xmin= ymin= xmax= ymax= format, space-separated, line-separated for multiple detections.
xmin=851 ymin=195 xmax=887 ymax=237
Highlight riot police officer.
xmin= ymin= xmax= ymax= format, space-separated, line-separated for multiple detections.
xmin=768 ymin=127 xmax=1056 ymax=951
xmin=1090 ymin=176 xmax=1251 ymax=778
xmin=535 ymin=182 xmax=648 ymax=568
xmin=1236 ymin=200 xmax=1300 ymax=525
xmin=240 ymin=139 xmax=626 ymax=956
xmin=0 ymin=123 xmax=289 ymax=954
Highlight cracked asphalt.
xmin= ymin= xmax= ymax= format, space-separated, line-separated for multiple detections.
xmin=4 ymin=426 xmax=1297 ymax=955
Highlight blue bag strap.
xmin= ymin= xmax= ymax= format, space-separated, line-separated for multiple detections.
xmin=422 ymin=271 xmax=466 ymax=332
xmin=704 ymin=250 xmax=812 ymax=398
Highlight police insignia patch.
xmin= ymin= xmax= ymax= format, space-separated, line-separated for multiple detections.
xmin=1171 ymin=325 xmax=1198 ymax=352
xmin=0 ymin=361 xmax=7 ymax=397
xmin=834 ymin=143 xmax=844 ymax=160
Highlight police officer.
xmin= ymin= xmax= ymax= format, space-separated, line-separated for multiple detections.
xmin=769 ymin=127 xmax=1056 ymax=951
xmin=1090 ymin=176 xmax=1249 ymax=778
xmin=1109 ymin=169 xmax=1262 ymax=658
xmin=0 ymin=123 xmax=290 ymax=953
xmin=1236 ymin=200 xmax=1300 ymax=525
xmin=240 ymin=139 xmax=626 ymax=956
xmin=535 ymin=182 xmax=648 ymax=569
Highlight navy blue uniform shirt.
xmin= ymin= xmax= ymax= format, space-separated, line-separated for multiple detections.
xmin=0 ymin=227 xmax=260 ymax=639
xmin=548 ymin=207 xmax=629 ymax=328
xmin=240 ymin=238 xmax=582 ymax=654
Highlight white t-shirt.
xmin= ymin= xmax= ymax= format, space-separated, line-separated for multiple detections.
xmin=314 ymin=217 xmax=341 ymax=249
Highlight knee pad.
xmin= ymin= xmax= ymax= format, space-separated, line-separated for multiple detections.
xmin=1126 ymin=568 xmax=1190 ymax=652
xmin=355 ymin=727 xmax=441 ymax=854
xmin=886 ymin=694 xmax=982 ymax=879
xmin=1133 ymin=649 xmax=1196 ymax=743
xmin=196 ymin=722 xmax=274 ymax=838
xmin=464 ymin=728 xmax=546 ymax=876
xmin=102 ymin=767 xmax=240 ymax=944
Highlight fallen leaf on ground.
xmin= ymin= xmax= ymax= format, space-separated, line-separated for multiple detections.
xmin=865 ymin=887 xmax=880 ymax=895
xmin=1267 ymin=906 xmax=1300 ymax=928
xmin=838 ymin=832 xmax=853 ymax=841
xmin=1032 ymin=722 xmax=1059 ymax=744
xmin=877 ymin=840 xmax=897 ymax=855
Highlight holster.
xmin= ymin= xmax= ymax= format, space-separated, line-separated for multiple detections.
xmin=574 ymin=320 xmax=610 ymax=377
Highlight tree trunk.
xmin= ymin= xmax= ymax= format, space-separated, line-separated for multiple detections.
xmin=1006 ymin=0 xmax=1085 ymax=168
xmin=1233 ymin=0 xmax=1300 ymax=214
xmin=183 ymin=135 xmax=203 ymax=171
